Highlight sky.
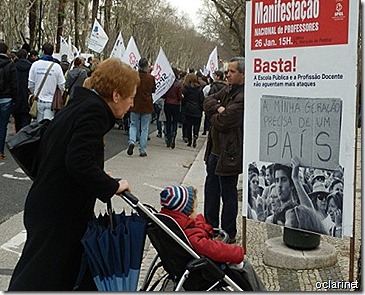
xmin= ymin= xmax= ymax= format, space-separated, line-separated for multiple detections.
xmin=165 ymin=0 xmax=204 ymax=27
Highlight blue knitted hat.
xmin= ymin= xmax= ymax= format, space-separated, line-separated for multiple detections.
xmin=160 ymin=185 xmax=194 ymax=215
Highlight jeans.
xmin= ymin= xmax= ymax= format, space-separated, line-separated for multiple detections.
xmin=204 ymin=154 xmax=239 ymax=238
xmin=129 ymin=112 xmax=151 ymax=154
xmin=37 ymin=99 xmax=54 ymax=122
xmin=185 ymin=115 xmax=201 ymax=143
xmin=0 ymin=100 xmax=13 ymax=154
xmin=164 ymin=103 xmax=180 ymax=143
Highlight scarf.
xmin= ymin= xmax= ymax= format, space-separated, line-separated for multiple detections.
xmin=40 ymin=54 xmax=55 ymax=62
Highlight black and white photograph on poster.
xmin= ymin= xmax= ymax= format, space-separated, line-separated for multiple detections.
xmin=246 ymin=160 xmax=344 ymax=238
xmin=246 ymin=94 xmax=344 ymax=237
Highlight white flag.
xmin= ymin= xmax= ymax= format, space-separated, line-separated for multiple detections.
xmin=122 ymin=36 xmax=141 ymax=69
xmin=206 ymin=46 xmax=218 ymax=79
xmin=88 ymin=19 xmax=109 ymax=53
xmin=151 ymin=47 xmax=175 ymax=103
xmin=67 ymin=36 xmax=74 ymax=62
xmin=110 ymin=32 xmax=126 ymax=60
xmin=59 ymin=36 xmax=68 ymax=56
xmin=72 ymin=45 xmax=80 ymax=59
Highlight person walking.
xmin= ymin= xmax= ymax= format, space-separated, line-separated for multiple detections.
xmin=181 ymin=73 xmax=204 ymax=147
xmin=13 ymin=49 xmax=32 ymax=132
xmin=8 ymin=58 xmax=140 ymax=291
xmin=0 ymin=41 xmax=18 ymax=159
xmin=60 ymin=54 xmax=70 ymax=75
xmin=65 ymin=57 xmax=88 ymax=101
xmin=127 ymin=57 xmax=156 ymax=157
xmin=163 ymin=67 xmax=182 ymax=149
xmin=28 ymin=42 xmax=65 ymax=122
xmin=203 ymin=57 xmax=244 ymax=243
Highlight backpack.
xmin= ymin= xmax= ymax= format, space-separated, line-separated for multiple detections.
xmin=0 ymin=66 xmax=5 ymax=92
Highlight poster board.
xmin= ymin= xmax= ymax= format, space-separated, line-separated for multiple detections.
xmin=243 ymin=0 xmax=359 ymax=238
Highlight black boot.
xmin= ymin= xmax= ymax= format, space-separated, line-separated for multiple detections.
xmin=171 ymin=136 xmax=176 ymax=149
xmin=192 ymin=135 xmax=197 ymax=148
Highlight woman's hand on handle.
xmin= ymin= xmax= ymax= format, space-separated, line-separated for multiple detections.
xmin=116 ymin=179 xmax=130 ymax=195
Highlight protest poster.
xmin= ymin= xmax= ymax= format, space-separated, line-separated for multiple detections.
xmin=88 ymin=19 xmax=109 ymax=53
xmin=122 ymin=36 xmax=141 ymax=70
xmin=243 ymin=0 xmax=359 ymax=238
xmin=151 ymin=47 xmax=175 ymax=103
xmin=110 ymin=31 xmax=126 ymax=60
xmin=205 ymin=46 xmax=218 ymax=79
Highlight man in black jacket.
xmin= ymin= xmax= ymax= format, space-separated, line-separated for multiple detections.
xmin=203 ymin=57 xmax=244 ymax=244
xmin=0 ymin=41 xmax=18 ymax=159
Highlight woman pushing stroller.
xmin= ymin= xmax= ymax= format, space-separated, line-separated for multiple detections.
xmin=159 ymin=184 xmax=266 ymax=291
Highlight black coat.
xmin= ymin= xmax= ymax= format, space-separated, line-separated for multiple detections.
xmin=14 ymin=59 xmax=32 ymax=113
xmin=0 ymin=54 xmax=18 ymax=100
xmin=8 ymin=87 xmax=119 ymax=291
xmin=181 ymin=85 xmax=204 ymax=118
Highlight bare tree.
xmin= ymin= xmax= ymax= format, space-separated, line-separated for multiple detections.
xmin=199 ymin=0 xmax=244 ymax=56
xmin=0 ymin=0 xmax=235 ymax=69
xmin=56 ymin=0 xmax=67 ymax=52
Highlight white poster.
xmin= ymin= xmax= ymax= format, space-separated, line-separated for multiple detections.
xmin=58 ymin=36 xmax=78 ymax=63
xmin=87 ymin=19 xmax=109 ymax=53
xmin=59 ymin=36 xmax=68 ymax=57
xmin=205 ymin=46 xmax=218 ymax=79
xmin=110 ymin=31 xmax=126 ymax=60
xmin=151 ymin=47 xmax=175 ymax=103
xmin=243 ymin=0 xmax=359 ymax=238
xmin=67 ymin=36 xmax=79 ymax=62
xmin=122 ymin=36 xmax=141 ymax=70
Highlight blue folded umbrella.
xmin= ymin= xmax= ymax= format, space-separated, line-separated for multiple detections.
xmin=81 ymin=203 xmax=147 ymax=291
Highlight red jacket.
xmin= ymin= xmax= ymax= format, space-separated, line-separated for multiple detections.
xmin=163 ymin=80 xmax=182 ymax=105
xmin=160 ymin=208 xmax=244 ymax=263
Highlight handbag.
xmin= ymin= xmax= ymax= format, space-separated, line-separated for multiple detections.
xmin=52 ymin=87 xmax=66 ymax=110
xmin=5 ymin=119 xmax=51 ymax=180
xmin=29 ymin=99 xmax=38 ymax=118
xmin=29 ymin=63 xmax=55 ymax=117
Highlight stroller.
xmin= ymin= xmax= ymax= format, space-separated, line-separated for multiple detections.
xmin=121 ymin=191 xmax=246 ymax=291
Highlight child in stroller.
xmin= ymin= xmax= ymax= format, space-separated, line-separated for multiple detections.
xmin=159 ymin=184 xmax=266 ymax=291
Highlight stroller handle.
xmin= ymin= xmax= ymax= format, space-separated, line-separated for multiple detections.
xmin=121 ymin=190 xmax=139 ymax=205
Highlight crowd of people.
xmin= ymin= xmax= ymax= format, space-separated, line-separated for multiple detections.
xmin=123 ymin=59 xmax=235 ymax=157
xmin=246 ymin=159 xmax=344 ymax=238
xmin=1 ymin=39 xmax=249 ymax=290
xmin=0 ymin=41 xmax=101 ymax=160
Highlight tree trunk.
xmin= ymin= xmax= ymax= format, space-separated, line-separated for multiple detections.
xmin=104 ymin=0 xmax=112 ymax=55
xmin=91 ymin=0 xmax=99 ymax=24
xmin=74 ymin=0 xmax=80 ymax=49
xmin=80 ymin=0 xmax=90 ymax=52
xmin=29 ymin=0 xmax=37 ymax=49
xmin=56 ymin=0 xmax=67 ymax=52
